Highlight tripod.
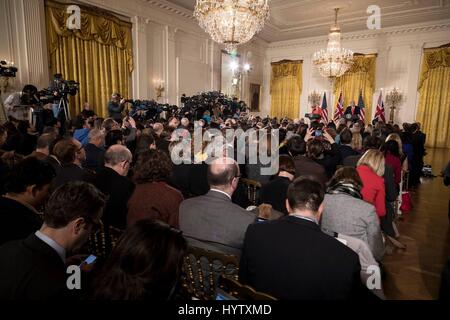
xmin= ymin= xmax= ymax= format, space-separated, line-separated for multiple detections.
xmin=55 ymin=95 xmax=71 ymax=136
xmin=56 ymin=95 xmax=71 ymax=122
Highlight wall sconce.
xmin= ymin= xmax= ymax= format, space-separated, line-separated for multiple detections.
xmin=153 ymin=79 xmax=165 ymax=100
xmin=229 ymin=60 xmax=252 ymax=98
xmin=385 ymin=87 xmax=403 ymax=124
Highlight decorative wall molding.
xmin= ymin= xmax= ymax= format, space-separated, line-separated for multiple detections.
xmin=142 ymin=0 xmax=195 ymax=21
xmin=268 ymin=20 xmax=450 ymax=50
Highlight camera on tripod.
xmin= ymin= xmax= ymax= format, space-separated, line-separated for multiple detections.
xmin=0 ymin=60 xmax=18 ymax=77
xmin=57 ymin=80 xmax=79 ymax=97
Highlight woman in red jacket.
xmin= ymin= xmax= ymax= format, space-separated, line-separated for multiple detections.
xmin=357 ymin=150 xmax=386 ymax=218
xmin=382 ymin=140 xmax=402 ymax=186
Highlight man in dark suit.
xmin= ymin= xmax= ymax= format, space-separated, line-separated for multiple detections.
xmin=0 ymin=157 xmax=55 ymax=245
xmin=344 ymin=100 xmax=360 ymax=122
xmin=240 ymin=177 xmax=370 ymax=300
xmin=259 ymin=155 xmax=295 ymax=215
xmin=82 ymin=129 xmax=105 ymax=171
xmin=410 ymin=123 xmax=426 ymax=187
xmin=179 ymin=157 xmax=256 ymax=256
xmin=338 ymin=128 xmax=360 ymax=162
xmin=107 ymin=93 xmax=126 ymax=123
xmin=85 ymin=145 xmax=134 ymax=230
xmin=287 ymin=135 xmax=328 ymax=186
xmin=27 ymin=133 xmax=55 ymax=161
xmin=0 ymin=182 xmax=106 ymax=300
xmin=51 ymin=138 xmax=91 ymax=191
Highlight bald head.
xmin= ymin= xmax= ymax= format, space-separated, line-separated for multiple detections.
xmin=105 ymin=145 xmax=132 ymax=166
xmin=104 ymin=145 xmax=132 ymax=176
xmin=207 ymin=157 xmax=239 ymax=190
xmin=153 ymin=123 xmax=164 ymax=136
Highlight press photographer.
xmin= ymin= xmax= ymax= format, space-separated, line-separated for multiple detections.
xmin=108 ymin=93 xmax=126 ymax=123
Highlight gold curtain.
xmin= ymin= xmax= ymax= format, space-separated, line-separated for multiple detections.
xmin=333 ymin=54 xmax=376 ymax=122
xmin=45 ymin=0 xmax=133 ymax=118
xmin=270 ymin=60 xmax=302 ymax=119
xmin=416 ymin=46 xmax=450 ymax=148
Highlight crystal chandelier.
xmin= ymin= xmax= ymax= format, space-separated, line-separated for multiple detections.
xmin=194 ymin=0 xmax=270 ymax=53
xmin=313 ymin=8 xmax=354 ymax=80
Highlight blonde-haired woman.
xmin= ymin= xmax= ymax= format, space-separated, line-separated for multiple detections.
xmin=357 ymin=150 xmax=386 ymax=218
xmin=386 ymin=133 xmax=408 ymax=171
xmin=351 ymin=132 xmax=363 ymax=153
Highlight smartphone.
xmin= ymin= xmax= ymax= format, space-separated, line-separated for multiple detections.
xmin=79 ymin=255 xmax=97 ymax=267
xmin=315 ymin=130 xmax=323 ymax=137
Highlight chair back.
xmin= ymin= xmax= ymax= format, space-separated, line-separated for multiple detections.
xmin=88 ymin=223 xmax=124 ymax=259
xmin=218 ymin=275 xmax=277 ymax=300
xmin=240 ymin=178 xmax=262 ymax=206
xmin=181 ymin=246 xmax=239 ymax=300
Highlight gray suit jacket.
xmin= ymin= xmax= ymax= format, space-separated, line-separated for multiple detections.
xmin=179 ymin=190 xmax=257 ymax=256
xmin=321 ymin=193 xmax=385 ymax=261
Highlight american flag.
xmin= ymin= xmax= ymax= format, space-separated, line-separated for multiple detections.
xmin=333 ymin=92 xmax=344 ymax=121
xmin=374 ymin=91 xmax=386 ymax=123
xmin=357 ymin=91 xmax=365 ymax=123
xmin=321 ymin=92 xmax=328 ymax=124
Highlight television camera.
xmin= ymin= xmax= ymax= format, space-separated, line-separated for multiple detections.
xmin=126 ymin=99 xmax=178 ymax=121
xmin=0 ymin=60 xmax=18 ymax=78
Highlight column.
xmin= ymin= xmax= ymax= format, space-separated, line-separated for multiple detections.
xmin=132 ymin=16 xmax=149 ymax=99
xmin=1 ymin=0 xmax=48 ymax=92
xmin=375 ymin=46 xmax=390 ymax=120
xmin=164 ymin=25 xmax=177 ymax=105
xmin=405 ymin=43 xmax=424 ymax=123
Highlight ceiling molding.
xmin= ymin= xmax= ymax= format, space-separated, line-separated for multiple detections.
xmin=142 ymin=0 xmax=196 ymax=21
xmin=144 ymin=1 xmax=450 ymax=43
xmin=268 ymin=20 xmax=450 ymax=50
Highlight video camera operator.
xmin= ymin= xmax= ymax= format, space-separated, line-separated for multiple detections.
xmin=108 ymin=93 xmax=126 ymax=123
xmin=48 ymin=74 xmax=64 ymax=118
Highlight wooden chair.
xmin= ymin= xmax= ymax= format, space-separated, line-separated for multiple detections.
xmin=88 ymin=223 xmax=124 ymax=259
xmin=240 ymin=178 xmax=262 ymax=206
xmin=218 ymin=275 xmax=277 ymax=300
xmin=181 ymin=246 xmax=239 ymax=300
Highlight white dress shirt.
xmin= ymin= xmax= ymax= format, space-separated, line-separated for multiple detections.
xmin=35 ymin=231 xmax=66 ymax=263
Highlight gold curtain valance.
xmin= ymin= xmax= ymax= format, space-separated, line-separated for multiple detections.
xmin=333 ymin=54 xmax=377 ymax=95
xmin=270 ymin=60 xmax=303 ymax=94
xmin=46 ymin=0 xmax=133 ymax=73
xmin=418 ymin=47 xmax=450 ymax=91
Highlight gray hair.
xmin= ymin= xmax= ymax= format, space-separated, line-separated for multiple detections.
xmin=104 ymin=145 xmax=132 ymax=166
xmin=88 ymin=129 xmax=104 ymax=141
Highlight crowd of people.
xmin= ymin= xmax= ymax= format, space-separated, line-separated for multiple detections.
xmin=1 ymin=91 xmax=447 ymax=301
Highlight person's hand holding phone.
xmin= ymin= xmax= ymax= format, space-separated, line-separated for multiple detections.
xmin=323 ymin=129 xmax=335 ymax=144
xmin=77 ymin=255 xmax=97 ymax=273
xmin=304 ymin=128 xmax=314 ymax=142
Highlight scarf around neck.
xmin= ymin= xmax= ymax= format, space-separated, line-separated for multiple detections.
xmin=327 ymin=182 xmax=362 ymax=200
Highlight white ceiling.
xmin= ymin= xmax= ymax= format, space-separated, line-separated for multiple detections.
xmin=158 ymin=0 xmax=450 ymax=42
